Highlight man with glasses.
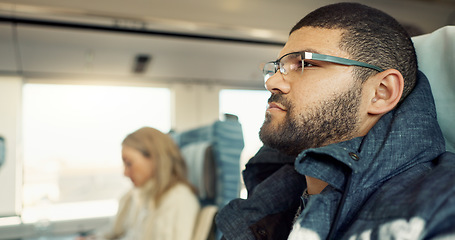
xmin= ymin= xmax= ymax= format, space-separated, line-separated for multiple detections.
xmin=216 ymin=2 xmax=455 ymax=240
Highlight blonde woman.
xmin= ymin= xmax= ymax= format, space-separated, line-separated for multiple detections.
xmin=102 ymin=127 xmax=200 ymax=240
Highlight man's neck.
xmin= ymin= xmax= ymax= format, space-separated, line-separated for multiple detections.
xmin=305 ymin=175 xmax=329 ymax=195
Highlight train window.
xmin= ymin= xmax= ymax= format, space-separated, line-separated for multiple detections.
xmin=21 ymin=83 xmax=171 ymax=221
xmin=219 ymin=89 xmax=270 ymax=197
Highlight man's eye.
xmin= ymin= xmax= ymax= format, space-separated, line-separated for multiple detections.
xmin=289 ymin=61 xmax=303 ymax=71
xmin=303 ymin=61 xmax=316 ymax=67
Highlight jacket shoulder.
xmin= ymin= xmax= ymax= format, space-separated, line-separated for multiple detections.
xmin=345 ymin=152 xmax=455 ymax=239
xmin=356 ymin=151 xmax=455 ymax=220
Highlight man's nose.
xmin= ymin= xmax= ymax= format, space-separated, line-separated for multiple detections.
xmin=265 ymin=71 xmax=291 ymax=94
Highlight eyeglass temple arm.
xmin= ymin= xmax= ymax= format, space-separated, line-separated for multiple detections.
xmin=308 ymin=52 xmax=384 ymax=72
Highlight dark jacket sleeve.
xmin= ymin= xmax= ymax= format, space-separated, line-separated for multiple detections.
xmin=215 ymin=146 xmax=307 ymax=240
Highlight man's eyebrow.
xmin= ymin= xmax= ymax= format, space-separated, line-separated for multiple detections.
xmin=300 ymin=48 xmax=321 ymax=54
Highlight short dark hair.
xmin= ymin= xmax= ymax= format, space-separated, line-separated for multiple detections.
xmin=291 ymin=2 xmax=417 ymax=101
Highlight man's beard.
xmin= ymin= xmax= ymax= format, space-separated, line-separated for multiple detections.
xmin=259 ymin=83 xmax=362 ymax=156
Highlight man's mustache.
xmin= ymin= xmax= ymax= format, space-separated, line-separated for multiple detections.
xmin=268 ymin=94 xmax=292 ymax=110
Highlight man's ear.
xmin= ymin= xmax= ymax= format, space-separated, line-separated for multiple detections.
xmin=367 ymin=69 xmax=404 ymax=115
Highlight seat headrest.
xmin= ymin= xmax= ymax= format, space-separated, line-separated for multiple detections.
xmin=412 ymin=26 xmax=455 ymax=152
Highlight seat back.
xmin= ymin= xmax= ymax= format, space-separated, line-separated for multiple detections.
xmin=172 ymin=119 xmax=244 ymax=208
xmin=412 ymin=26 xmax=455 ymax=152
xmin=192 ymin=205 xmax=218 ymax=240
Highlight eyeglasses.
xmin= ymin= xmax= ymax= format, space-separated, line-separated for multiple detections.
xmin=262 ymin=51 xmax=384 ymax=83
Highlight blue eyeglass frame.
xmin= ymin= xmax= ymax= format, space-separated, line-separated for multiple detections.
xmin=264 ymin=51 xmax=384 ymax=76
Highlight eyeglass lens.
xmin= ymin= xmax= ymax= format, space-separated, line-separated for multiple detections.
xmin=263 ymin=53 xmax=304 ymax=83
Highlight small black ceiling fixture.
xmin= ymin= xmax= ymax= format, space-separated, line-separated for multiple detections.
xmin=133 ymin=54 xmax=151 ymax=74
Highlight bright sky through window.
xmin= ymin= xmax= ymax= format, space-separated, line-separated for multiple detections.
xmin=22 ymin=84 xmax=171 ymax=207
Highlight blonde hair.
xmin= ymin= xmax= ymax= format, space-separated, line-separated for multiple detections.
xmin=122 ymin=127 xmax=195 ymax=205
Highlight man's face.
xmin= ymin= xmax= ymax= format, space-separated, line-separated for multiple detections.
xmin=259 ymin=27 xmax=364 ymax=156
